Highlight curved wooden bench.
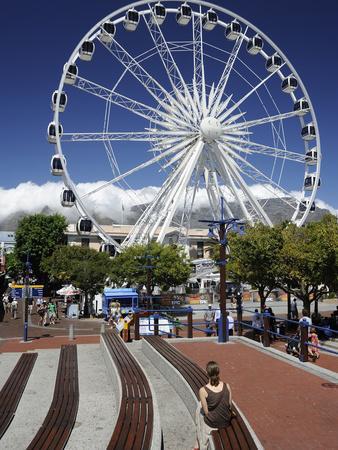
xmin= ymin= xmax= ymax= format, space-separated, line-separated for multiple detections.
xmin=102 ymin=331 xmax=154 ymax=450
xmin=144 ymin=335 xmax=259 ymax=450
xmin=27 ymin=345 xmax=79 ymax=450
xmin=0 ymin=353 xmax=38 ymax=438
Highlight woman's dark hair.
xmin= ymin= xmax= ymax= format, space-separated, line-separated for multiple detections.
xmin=206 ymin=361 xmax=220 ymax=386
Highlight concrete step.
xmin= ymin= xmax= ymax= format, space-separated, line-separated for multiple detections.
xmin=0 ymin=352 xmax=21 ymax=390
xmin=128 ymin=340 xmax=196 ymax=450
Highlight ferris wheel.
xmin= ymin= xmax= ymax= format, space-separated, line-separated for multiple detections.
xmin=48 ymin=0 xmax=321 ymax=253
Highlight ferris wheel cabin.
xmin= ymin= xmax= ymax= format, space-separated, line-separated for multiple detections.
xmin=294 ymin=98 xmax=310 ymax=116
xmin=64 ymin=64 xmax=78 ymax=85
xmin=202 ymin=9 xmax=218 ymax=31
xmin=225 ymin=20 xmax=241 ymax=40
xmin=304 ymin=174 xmax=320 ymax=190
xmin=79 ymin=41 xmax=95 ymax=61
xmin=51 ymin=155 xmax=66 ymax=176
xmin=305 ymin=148 xmax=318 ymax=165
xmin=100 ymin=20 xmax=116 ymax=43
xmin=247 ymin=35 xmax=263 ymax=55
xmin=77 ymin=218 xmax=93 ymax=235
xmin=176 ymin=3 xmax=192 ymax=25
xmin=301 ymin=123 xmax=316 ymax=141
xmin=51 ymin=90 xmax=67 ymax=113
xmin=266 ymin=53 xmax=282 ymax=72
xmin=47 ymin=122 xmax=63 ymax=144
xmin=152 ymin=3 xmax=167 ymax=25
xmin=123 ymin=9 xmax=140 ymax=31
xmin=281 ymin=75 xmax=298 ymax=93
xmin=300 ymin=199 xmax=316 ymax=212
xmin=99 ymin=243 xmax=116 ymax=257
xmin=61 ymin=189 xmax=76 ymax=207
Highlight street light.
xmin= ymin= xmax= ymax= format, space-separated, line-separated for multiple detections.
xmin=200 ymin=198 xmax=245 ymax=343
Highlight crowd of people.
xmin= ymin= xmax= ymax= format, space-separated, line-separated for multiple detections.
xmin=1 ymin=294 xmax=58 ymax=326
xmin=203 ymin=304 xmax=234 ymax=337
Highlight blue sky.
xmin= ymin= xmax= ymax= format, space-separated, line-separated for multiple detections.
xmin=1 ymin=0 xmax=337 ymax=210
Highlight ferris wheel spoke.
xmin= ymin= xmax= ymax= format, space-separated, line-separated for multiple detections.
xmin=209 ymin=27 xmax=248 ymax=118
xmin=221 ymin=143 xmax=299 ymax=210
xmin=144 ymin=5 xmax=200 ymax=119
xmin=62 ymin=130 xmax=193 ymax=142
xmin=217 ymin=64 xmax=286 ymax=123
xmin=224 ymin=139 xmax=306 ymax=163
xmin=80 ymin=137 xmax=196 ymax=200
xmin=224 ymin=110 xmax=299 ymax=131
xmin=99 ymin=35 xmax=195 ymax=126
xmin=192 ymin=7 xmax=207 ymax=115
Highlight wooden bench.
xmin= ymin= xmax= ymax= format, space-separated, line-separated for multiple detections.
xmin=102 ymin=331 xmax=154 ymax=450
xmin=27 ymin=345 xmax=79 ymax=450
xmin=0 ymin=352 xmax=38 ymax=438
xmin=144 ymin=335 xmax=259 ymax=450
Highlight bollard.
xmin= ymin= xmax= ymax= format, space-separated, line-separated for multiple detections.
xmin=134 ymin=309 xmax=140 ymax=341
xmin=262 ymin=314 xmax=270 ymax=347
xmin=100 ymin=323 xmax=105 ymax=334
xmin=237 ymin=307 xmax=243 ymax=336
xmin=69 ymin=324 xmax=74 ymax=341
xmin=225 ymin=317 xmax=229 ymax=342
xmin=154 ymin=314 xmax=159 ymax=336
xmin=187 ymin=307 xmax=193 ymax=339
xmin=218 ymin=314 xmax=224 ymax=343
xmin=299 ymin=322 xmax=309 ymax=362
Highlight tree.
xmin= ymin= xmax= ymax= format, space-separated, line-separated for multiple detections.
xmin=109 ymin=242 xmax=191 ymax=291
xmin=42 ymin=245 xmax=113 ymax=316
xmin=226 ymin=223 xmax=284 ymax=311
xmin=13 ymin=214 xmax=68 ymax=283
xmin=279 ymin=214 xmax=338 ymax=312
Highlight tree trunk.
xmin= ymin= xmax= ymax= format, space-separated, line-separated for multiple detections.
xmin=83 ymin=291 xmax=90 ymax=318
xmin=302 ymin=296 xmax=311 ymax=315
xmin=258 ymin=287 xmax=265 ymax=313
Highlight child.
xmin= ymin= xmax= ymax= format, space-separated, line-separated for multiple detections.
xmin=308 ymin=328 xmax=320 ymax=361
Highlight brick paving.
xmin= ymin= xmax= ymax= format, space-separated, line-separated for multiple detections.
xmin=0 ymin=335 xmax=100 ymax=352
xmin=173 ymin=340 xmax=338 ymax=450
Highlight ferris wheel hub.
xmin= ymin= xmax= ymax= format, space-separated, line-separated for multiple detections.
xmin=200 ymin=116 xmax=223 ymax=142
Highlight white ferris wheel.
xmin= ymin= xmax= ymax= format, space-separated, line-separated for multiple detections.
xmin=48 ymin=0 xmax=321 ymax=254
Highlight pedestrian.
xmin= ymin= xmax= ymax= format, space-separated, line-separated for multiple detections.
xmin=203 ymin=304 xmax=215 ymax=335
xmin=11 ymin=298 xmax=18 ymax=319
xmin=48 ymin=301 xmax=57 ymax=325
xmin=299 ymin=309 xmax=312 ymax=336
xmin=193 ymin=361 xmax=234 ymax=450
xmin=308 ymin=327 xmax=320 ymax=361
xmin=37 ymin=302 xmax=46 ymax=326
xmin=268 ymin=307 xmax=277 ymax=340
xmin=214 ymin=307 xmax=220 ymax=336
xmin=252 ymin=309 xmax=262 ymax=341
xmin=291 ymin=298 xmax=298 ymax=319
xmin=226 ymin=311 xmax=234 ymax=336
xmin=28 ymin=297 xmax=34 ymax=315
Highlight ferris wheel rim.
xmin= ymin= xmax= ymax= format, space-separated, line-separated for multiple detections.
xmin=52 ymin=0 xmax=321 ymax=247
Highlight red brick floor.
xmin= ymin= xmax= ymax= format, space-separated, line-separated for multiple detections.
xmin=0 ymin=335 xmax=100 ymax=353
xmin=173 ymin=340 xmax=338 ymax=450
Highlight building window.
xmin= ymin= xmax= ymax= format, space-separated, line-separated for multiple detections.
xmin=197 ymin=241 xmax=204 ymax=258
xmin=81 ymin=238 xmax=90 ymax=248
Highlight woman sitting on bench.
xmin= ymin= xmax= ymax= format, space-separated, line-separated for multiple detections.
xmin=193 ymin=361 xmax=233 ymax=450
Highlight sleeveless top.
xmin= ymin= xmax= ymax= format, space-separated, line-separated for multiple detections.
xmin=203 ymin=384 xmax=231 ymax=428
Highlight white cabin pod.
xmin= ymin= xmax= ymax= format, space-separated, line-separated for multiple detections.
xmin=304 ymin=174 xmax=321 ymax=191
xmin=247 ymin=35 xmax=263 ymax=55
xmin=99 ymin=243 xmax=116 ymax=257
xmin=51 ymin=90 xmax=67 ymax=112
xmin=61 ymin=189 xmax=76 ymax=207
xmin=281 ymin=75 xmax=298 ymax=93
xmin=51 ymin=155 xmax=66 ymax=175
xmin=202 ymin=9 xmax=218 ymax=31
xmin=301 ymin=123 xmax=316 ymax=141
xmin=123 ymin=8 xmax=140 ymax=31
xmin=79 ymin=40 xmax=95 ymax=61
xmin=225 ymin=20 xmax=241 ymax=40
xmin=176 ymin=3 xmax=192 ymax=26
xmin=152 ymin=3 xmax=167 ymax=25
xmin=305 ymin=148 xmax=318 ymax=165
xmin=64 ymin=63 xmax=78 ymax=85
xmin=47 ymin=122 xmax=63 ymax=144
xmin=266 ymin=53 xmax=282 ymax=72
xmin=293 ymin=97 xmax=310 ymax=116
xmin=76 ymin=218 xmax=93 ymax=235
xmin=300 ymin=199 xmax=316 ymax=212
xmin=100 ymin=20 xmax=116 ymax=43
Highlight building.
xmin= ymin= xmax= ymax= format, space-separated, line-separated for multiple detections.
xmin=0 ymin=231 xmax=16 ymax=272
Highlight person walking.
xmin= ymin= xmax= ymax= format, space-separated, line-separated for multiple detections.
xmin=193 ymin=361 xmax=233 ymax=450
xmin=299 ymin=309 xmax=312 ymax=336
xmin=11 ymin=298 xmax=18 ymax=319
xmin=291 ymin=298 xmax=299 ymax=319
xmin=48 ymin=301 xmax=57 ymax=325
xmin=203 ymin=305 xmax=215 ymax=335
xmin=226 ymin=311 xmax=234 ymax=336
xmin=28 ymin=297 xmax=34 ymax=315
xmin=252 ymin=309 xmax=262 ymax=341
xmin=214 ymin=307 xmax=220 ymax=336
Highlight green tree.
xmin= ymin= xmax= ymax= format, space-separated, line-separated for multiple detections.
xmin=42 ymin=245 xmax=113 ymax=316
xmin=226 ymin=223 xmax=284 ymax=311
xmin=279 ymin=214 xmax=338 ymax=312
xmin=109 ymin=242 xmax=191 ymax=291
xmin=13 ymin=214 xmax=68 ymax=282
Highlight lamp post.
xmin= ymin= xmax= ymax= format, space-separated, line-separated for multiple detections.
xmin=200 ymin=198 xmax=244 ymax=343
xmin=23 ymin=254 xmax=32 ymax=342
